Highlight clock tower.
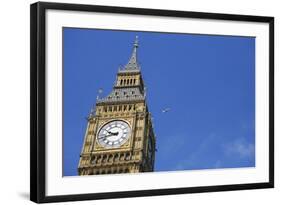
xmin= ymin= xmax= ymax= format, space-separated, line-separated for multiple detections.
xmin=78 ymin=37 xmax=156 ymax=175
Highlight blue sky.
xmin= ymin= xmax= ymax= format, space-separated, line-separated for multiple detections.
xmin=63 ymin=28 xmax=255 ymax=176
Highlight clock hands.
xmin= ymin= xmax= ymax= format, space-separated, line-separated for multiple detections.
xmin=105 ymin=130 xmax=119 ymax=136
xmin=98 ymin=130 xmax=120 ymax=140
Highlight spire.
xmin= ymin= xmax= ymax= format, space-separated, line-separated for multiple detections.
xmin=124 ymin=36 xmax=140 ymax=71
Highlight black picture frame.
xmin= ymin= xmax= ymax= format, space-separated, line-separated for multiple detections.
xmin=30 ymin=1 xmax=274 ymax=203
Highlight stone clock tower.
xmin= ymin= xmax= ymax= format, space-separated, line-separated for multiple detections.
xmin=78 ymin=37 xmax=156 ymax=175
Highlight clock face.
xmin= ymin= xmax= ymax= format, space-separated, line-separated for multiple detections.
xmin=97 ymin=120 xmax=131 ymax=148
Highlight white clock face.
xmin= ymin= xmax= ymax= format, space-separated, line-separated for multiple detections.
xmin=97 ymin=120 xmax=131 ymax=148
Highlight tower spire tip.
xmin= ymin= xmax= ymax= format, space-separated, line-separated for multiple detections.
xmin=134 ymin=36 xmax=139 ymax=48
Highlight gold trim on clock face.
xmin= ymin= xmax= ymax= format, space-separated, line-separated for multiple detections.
xmin=97 ymin=120 xmax=131 ymax=148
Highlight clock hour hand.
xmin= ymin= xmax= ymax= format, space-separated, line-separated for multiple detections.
xmin=108 ymin=131 xmax=119 ymax=136
xmin=104 ymin=130 xmax=112 ymax=135
xmin=105 ymin=130 xmax=119 ymax=136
